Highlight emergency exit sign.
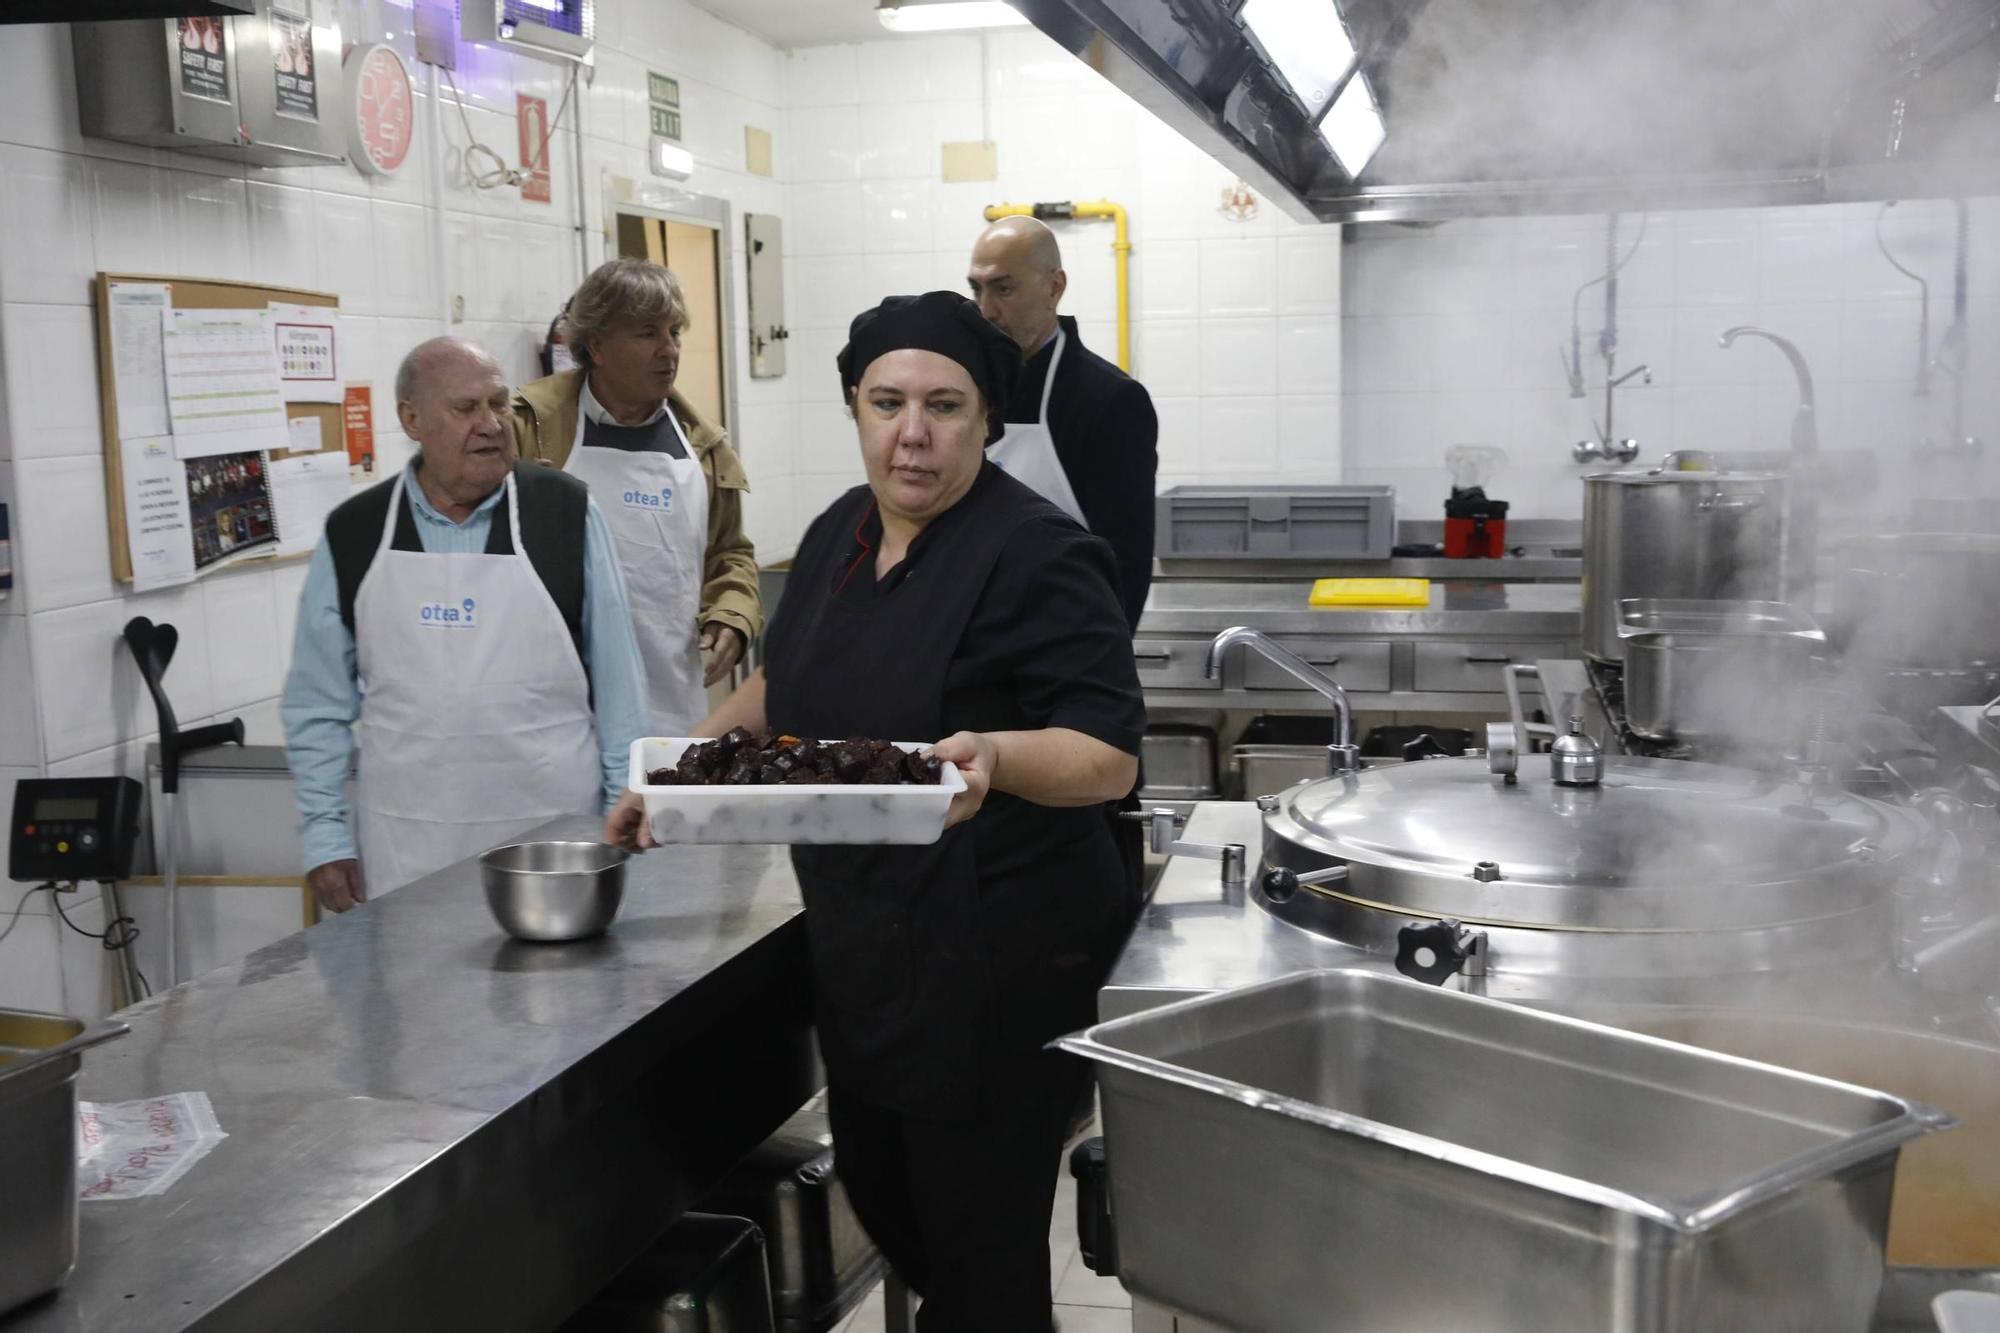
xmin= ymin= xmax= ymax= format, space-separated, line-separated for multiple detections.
xmin=648 ymin=70 xmax=682 ymax=143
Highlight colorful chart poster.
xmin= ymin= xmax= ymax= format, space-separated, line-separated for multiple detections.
xmin=163 ymin=308 xmax=288 ymax=439
xmin=270 ymin=303 xmax=341 ymax=403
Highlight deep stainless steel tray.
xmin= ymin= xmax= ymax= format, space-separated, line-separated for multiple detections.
xmin=1059 ymin=969 xmax=1951 ymax=1333
xmin=1616 ymin=599 xmax=1828 ymax=744
xmin=1617 ymin=597 xmax=1825 ymax=640
xmin=0 ymin=1010 xmax=128 ymax=1318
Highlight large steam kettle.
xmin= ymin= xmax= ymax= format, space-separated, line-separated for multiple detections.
xmin=1581 ymin=453 xmax=1791 ymax=664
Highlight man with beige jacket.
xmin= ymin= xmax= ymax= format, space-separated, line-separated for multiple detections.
xmin=511 ymin=259 xmax=761 ymax=734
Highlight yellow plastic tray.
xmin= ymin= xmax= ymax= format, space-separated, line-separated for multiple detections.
xmin=1309 ymin=577 xmax=1431 ymax=608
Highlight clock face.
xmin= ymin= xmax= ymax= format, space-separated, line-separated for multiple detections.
xmin=351 ymin=45 xmax=413 ymax=175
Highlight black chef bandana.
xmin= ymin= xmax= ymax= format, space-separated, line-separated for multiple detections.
xmin=836 ymin=291 xmax=1021 ymax=444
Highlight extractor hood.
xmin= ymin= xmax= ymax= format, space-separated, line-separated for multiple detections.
xmin=5 ymin=1 xmax=252 ymax=19
xmin=1012 ymin=0 xmax=2000 ymax=222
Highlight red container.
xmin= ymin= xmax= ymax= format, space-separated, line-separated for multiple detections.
xmin=1444 ymin=492 xmax=1509 ymax=558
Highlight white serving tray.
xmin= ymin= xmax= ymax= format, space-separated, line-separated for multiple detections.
xmin=628 ymin=737 xmax=963 ymax=845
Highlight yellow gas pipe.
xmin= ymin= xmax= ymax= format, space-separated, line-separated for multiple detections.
xmin=982 ymin=200 xmax=1132 ymax=373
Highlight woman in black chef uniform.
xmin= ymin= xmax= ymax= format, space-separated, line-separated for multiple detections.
xmin=606 ymin=291 xmax=1144 ymax=1331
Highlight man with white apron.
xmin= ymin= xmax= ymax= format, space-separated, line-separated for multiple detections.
xmin=969 ymin=214 xmax=1160 ymax=631
xmin=560 ymin=387 xmax=709 ymax=734
xmin=282 ymin=337 xmax=649 ymax=912
xmin=984 ymin=324 xmax=1087 ymax=526
xmin=348 ymin=467 xmax=601 ymax=894
xmin=511 ymin=259 xmax=763 ymax=736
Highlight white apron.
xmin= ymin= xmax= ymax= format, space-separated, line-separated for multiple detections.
xmin=352 ymin=470 xmax=601 ymax=896
xmin=985 ymin=327 xmax=1087 ymax=527
xmin=563 ymin=405 xmax=711 ymax=734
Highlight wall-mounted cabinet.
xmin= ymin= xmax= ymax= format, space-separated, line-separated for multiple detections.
xmin=72 ymin=0 xmax=344 ymax=169
xmin=745 ymin=212 xmax=787 ymax=380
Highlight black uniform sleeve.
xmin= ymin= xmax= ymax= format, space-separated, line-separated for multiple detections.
xmin=968 ymin=518 xmax=1146 ymax=756
xmin=762 ymin=486 xmax=865 ymax=673
xmin=1063 ymin=378 xmax=1158 ymax=630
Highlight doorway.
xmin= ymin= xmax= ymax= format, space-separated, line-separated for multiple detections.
xmin=609 ymin=193 xmax=733 ymax=433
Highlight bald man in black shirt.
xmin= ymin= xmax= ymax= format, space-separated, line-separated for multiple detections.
xmin=968 ymin=216 xmax=1159 ymax=630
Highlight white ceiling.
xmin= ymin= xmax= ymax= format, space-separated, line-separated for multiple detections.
xmin=686 ymin=0 xmax=891 ymax=49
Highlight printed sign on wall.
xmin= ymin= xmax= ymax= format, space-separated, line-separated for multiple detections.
xmin=344 ymin=384 xmax=376 ymax=481
xmin=518 ymin=93 xmax=551 ymax=204
xmin=177 ymin=17 xmax=229 ymax=103
xmin=270 ymin=11 xmax=319 ymax=121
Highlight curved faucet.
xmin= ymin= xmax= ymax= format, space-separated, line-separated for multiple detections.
xmin=1718 ymin=326 xmax=1818 ymax=461
xmin=1206 ymin=626 xmax=1359 ymax=773
xmin=1718 ymin=325 xmax=1820 ymax=594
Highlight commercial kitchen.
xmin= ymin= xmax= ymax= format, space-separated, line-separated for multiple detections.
xmin=3 ymin=0 xmax=1999 ymax=1330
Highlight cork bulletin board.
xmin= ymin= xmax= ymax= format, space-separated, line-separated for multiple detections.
xmin=93 ymin=272 xmax=343 ymax=584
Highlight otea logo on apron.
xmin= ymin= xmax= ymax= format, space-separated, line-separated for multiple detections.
xmin=622 ymin=485 xmax=674 ymax=512
xmin=417 ymin=596 xmax=478 ymax=628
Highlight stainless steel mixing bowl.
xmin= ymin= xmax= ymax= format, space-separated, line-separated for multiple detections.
xmin=480 ymin=840 xmax=629 ymax=942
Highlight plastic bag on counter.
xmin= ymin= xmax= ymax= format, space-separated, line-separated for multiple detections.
xmin=76 ymin=1091 xmax=228 ymax=1201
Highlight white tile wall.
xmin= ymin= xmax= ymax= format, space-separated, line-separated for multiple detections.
xmin=202 ymin=569 xmax=281 ymax=715
xmin=1341 ymin=201 xmax=2000 ymax=519
xmin=1 ymin=146 xmax=96 ymax=306
xmin=172 ymin=172 xmax=252 ymax=284
xmin=246 ymin=181 xmax=320 ymax=290
xmin=1198 ymin=320 xmax=1277 ymax=397
xmin=0 ymin=618 xmax=41 ymax=768
xmin=775 ymin=26 xmax=1348 ymax=512
xmin=1198 ymin=397 xmax=1278 ymax=473
xmin=11 ymin=454 xmax=114 ymax=613
xmin=0 ymin=889 xmax=65 ymax=1012
xmin=2 ymin=304 xmax=102 ymax=459
xmin=88 ymin=159 xmax=177 ymax=278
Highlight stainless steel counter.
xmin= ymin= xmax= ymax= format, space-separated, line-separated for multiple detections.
xmin=1151 ymin=556 xmax=1583 ymax=581
xmin=1136 ymin=581 xmax=1581 ymax=715
xmin=1138 ymin=579 xmax=1580 ymax=637
xmin=5 ymin=815 xmax=814 ymax=1333
xmin=1100 ymin=803 xmax=1356 ymax=1021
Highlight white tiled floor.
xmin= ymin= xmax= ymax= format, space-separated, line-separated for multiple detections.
xmin=832 ymin=1120 xmax=1133 ymax=1333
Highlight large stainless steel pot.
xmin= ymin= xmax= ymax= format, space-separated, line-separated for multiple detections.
xmin=1061 ymin=970 xmax=1949 ymax=1333
xmin=0 ymin=1009 xmax=128 ymax=1316
xmin=1834 ymin=533 xmax=2000 ymax=670
xmin=1259 ymin=754 xmax=1926 ymax=980
xmin=1617 ymin=598 xmax=1828 ymax=745
xmin=1582 ymin=463 xmax=1790 ymax=663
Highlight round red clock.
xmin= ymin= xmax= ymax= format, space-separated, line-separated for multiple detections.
xmin=343 ymin=43 xmax=413 ymax=177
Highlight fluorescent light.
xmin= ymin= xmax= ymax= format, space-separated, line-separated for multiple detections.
xmin=652 ymin=140 xmax=694 ymax=179
xmin=876 ymin=2 xmax=1028 ymax=34
xmin=1240 ymin=0 xmax=1356 ymax=119
xmin=1319 ymin=70 xmax=1385 ymax=177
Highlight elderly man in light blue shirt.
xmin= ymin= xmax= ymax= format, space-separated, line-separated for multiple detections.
xmin=282 ymin=336 xmax=647 ymax=913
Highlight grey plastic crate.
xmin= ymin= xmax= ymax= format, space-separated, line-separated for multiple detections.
xmin=1156 ymin=486 xmax=1396 ymax=560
